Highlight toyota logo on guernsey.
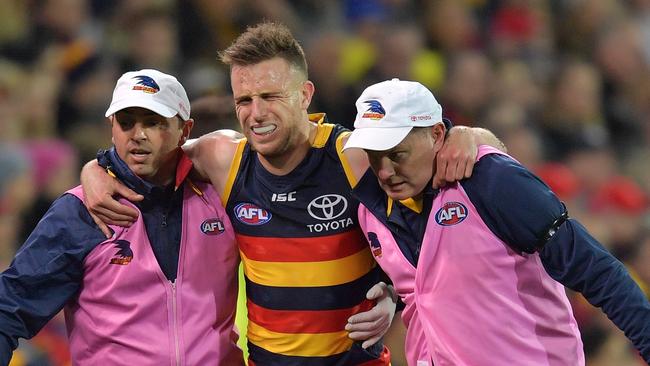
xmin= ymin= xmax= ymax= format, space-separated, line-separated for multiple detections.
xmin=435 ymin=202 xmax=468 ymax=226
xmin=307 ymin=194 xmax=353 ymax=233
xmin=234 ymin=202 xmax=272 ymax=225
xmin=308 ymin=194 xmax=348 ymax=220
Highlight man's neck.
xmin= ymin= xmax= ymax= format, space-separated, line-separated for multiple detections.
xmin=145 ymin=154 xmax=182 ymax=187
xmin=148 ymin=176 xmax=175 ymax=189
xmin=256 ymin=122 xmax=318 ymax=176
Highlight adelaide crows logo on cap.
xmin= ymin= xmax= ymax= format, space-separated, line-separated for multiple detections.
xmin=132 ymin=75 xmax=160 ymax=94
xmin=109 ymin=239 xmax=134 ymax=265
xmin=362 ymin=100 xmax=386 ymax=120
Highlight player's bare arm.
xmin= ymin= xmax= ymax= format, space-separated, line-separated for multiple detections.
xmin=340 ymin=134 xmax=371 ymax=187
xmin=433 ymin=126 xmax=506 ymax=188
xmin=472 ymin=127 xmax=507 ymax=153
xmin=81 ymin=129 xmax=244 ymax=237
xmin=343 ymin=126 xmax=506 ymax=188
xmin=80 ymin=159 xmax=144 ymax=237
xmin=184 ymin=129 xmax=244 ymax=195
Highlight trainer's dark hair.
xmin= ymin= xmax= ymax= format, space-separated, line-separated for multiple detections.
xmin=219 ymin=22 xmax=308 ymax=78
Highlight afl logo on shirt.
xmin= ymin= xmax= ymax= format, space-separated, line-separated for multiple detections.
xmin=435 ymin=202 xmax=468 ymax=226
xmin=234 ymin=202 xmax=272 ymax=225
xmin=201 ymin=218 xmax=225 ymax=235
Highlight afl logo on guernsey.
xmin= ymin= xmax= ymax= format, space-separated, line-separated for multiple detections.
xmin=234 ymin=202 xmax=272 ymax=225
xmin=201 ymin=218 xmax=225 ymax=235
xmin=435 ymin=202 xmax=468 ymax=226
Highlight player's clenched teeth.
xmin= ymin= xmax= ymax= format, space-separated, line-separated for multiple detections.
xmin=252 ymin=125 xmax=277 ymax=135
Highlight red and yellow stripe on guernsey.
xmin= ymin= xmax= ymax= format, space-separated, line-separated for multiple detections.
xmin=241 ymin=249 xmax=375 ymax=287
xmin=238 ymin=231 xmax=378 ymax=358
xmin=238 ymin=230 xmax=370 ymax=262
xmin=247 ymin=317 xmax=351 ymax=357
xmin=238 ymin=233 xmax=375 ymax=287
xmin=247 ymin=298 xmax=374 ymax=334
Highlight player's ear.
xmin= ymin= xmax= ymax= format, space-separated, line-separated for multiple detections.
xmin=300 ymin=80 xmax=315 ymax=110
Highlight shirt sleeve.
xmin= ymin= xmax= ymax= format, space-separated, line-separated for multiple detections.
xmin=541 ymin=220 xmax=650 ymax=362
xmin=0 ymin=194 xmax=106 ymax=365
xmin=462 ymin=153 xmax=650 ymax=362
xmin=460 ymin=153 xmax=565 ymax=254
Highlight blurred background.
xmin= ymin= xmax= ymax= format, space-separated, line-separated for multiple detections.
xmin=1 ymin=0 xmax=649 ymax=365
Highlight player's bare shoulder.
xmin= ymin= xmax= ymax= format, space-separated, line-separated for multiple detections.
xmin=184 ymin=129 xmax=244 ymax=182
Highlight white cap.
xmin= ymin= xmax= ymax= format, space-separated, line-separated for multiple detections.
xmin=343 ymin=78 xmax=443 ymax=151
xmin=105 ymin=69 xmax=191 ymax=121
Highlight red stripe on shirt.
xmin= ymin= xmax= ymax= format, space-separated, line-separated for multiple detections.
xmin=247 ymin=298 xmax=375 ymax=334
xmin=237 ymin=230 xmax=368 ymax=262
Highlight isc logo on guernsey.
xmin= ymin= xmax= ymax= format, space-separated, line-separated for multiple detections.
xmin=234 ymin=202 xmax=272 ymax=225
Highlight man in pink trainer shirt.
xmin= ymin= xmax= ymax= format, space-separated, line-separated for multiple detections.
xmin=345 ymin=78 xmax=650 ymax=365
xmin=0 ymin=69 xmax=244 ymax=365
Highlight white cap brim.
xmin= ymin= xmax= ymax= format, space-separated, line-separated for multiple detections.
xmin=105 ymin=97 xmax=178 ymax=119
xmin=343 ymin=126 xmax=413 ymax=151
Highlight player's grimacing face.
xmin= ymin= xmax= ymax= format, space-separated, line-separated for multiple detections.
xmin=230 ymin=57 xmax=309 ymax=158
xmin=366 ymin=129 xmax=438 ymax=200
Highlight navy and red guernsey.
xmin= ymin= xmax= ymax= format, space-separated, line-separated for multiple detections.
xmin=224 ymin=114 xmax=390 ymax=366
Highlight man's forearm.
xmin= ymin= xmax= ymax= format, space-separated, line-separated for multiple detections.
xmin=80 ymin=159 xmax=104 ymax=184
xmin=541 ymin=219 xmax=650 ymax=362
xmin=472 ymin=127 xmax=507 ymax=152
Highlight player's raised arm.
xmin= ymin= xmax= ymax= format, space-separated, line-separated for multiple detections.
xmin=80 ymin=158 xmax=142 ymax=238
xmin=344 ymin=123 xmax=505 ymax=189
xmin=183 ymin=129 xmax=243 ymax=196
xmin=433 ymin=125 xmax=506 ymax=188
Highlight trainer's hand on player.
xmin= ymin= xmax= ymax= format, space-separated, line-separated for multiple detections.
xmin=433 ymin=125 xmax=477 ymax=188
xmin=346 ymin=282 xmax=397 ymax=349
xmin=81 ymin=160 xmax=142 ymax=238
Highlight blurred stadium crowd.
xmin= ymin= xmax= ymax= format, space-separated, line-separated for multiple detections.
xmin=1 ymin=0 xmax=649 ymax=365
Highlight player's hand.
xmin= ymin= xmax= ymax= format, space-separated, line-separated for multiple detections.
xmin=345 ymin=282 xmax=397 ymax=349
xmin=81 ymin=160 xmax=143 ymax=238
xmin=433 ymin=126 xmax=477 ymax=188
